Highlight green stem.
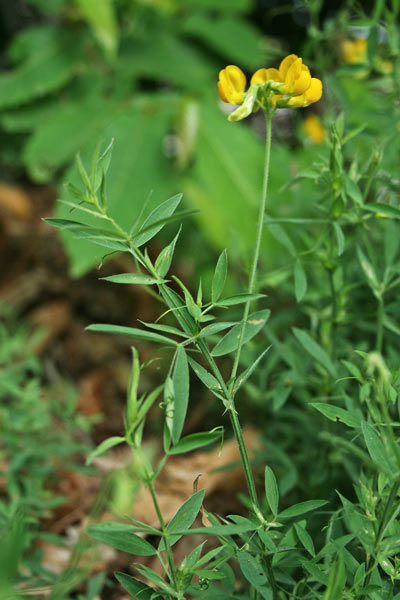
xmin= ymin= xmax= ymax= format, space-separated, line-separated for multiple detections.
xmin=377 ymin=296 xmax=384 ymax=354
xmin=229 ymin=111 xmax=273 ymax=391
xmin=148 ymin=479 xmax=178 ymax=589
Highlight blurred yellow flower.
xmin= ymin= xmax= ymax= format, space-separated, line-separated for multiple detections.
xmin=341 ymin=38 xmax=367 ymax=64
xmin=303 ymin=114 xmax=325 ymax=143
xmin=218 ymin=65 xmax=246 ymax=105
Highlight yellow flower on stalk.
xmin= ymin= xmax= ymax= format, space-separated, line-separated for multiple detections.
xmin=341 ymin=38 xmax=367 ymax=64
xmin=303 ymin=114 xmax=325 ymax=143
xmin=217 ymin=54 xmax=322 ymax=122
xmin=218 ymin=65 xmax=247 ymax=105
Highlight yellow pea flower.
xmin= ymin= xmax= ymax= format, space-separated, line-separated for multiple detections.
xmin=303 ymin=114 xmax=325 ymax=143
xmin=341 ymin=38 xmax=367 ymax=64
xmin=218 ymin=54 xmax=322 ymax=122
xmin=218 ymin=65 xmax=247 ymax=105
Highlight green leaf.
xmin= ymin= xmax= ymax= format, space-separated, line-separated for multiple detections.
xmin=364 ymin=202 xmax=400 ymax=219
xmin=168 ymin=430 xmax=222 ymax=455
xmin=188 ymin=357 xmax=223 ymax=398
xmin=114 ymin=573 xmax=157 ymax=599
xmin=279 ymin=500 xmax=328 ymax=519
xmin=357 ymin=246 xmax=380 ymax=295
xmin=361 ymin=420 xmax=394 ymax=474
xmin=198 ymin=321 xmax=238 ymax=338
xmin=86 ymin=436 xmax=126 ymax=465
xmin=212 ymin=309 xmax=271 ymax=357
xmin=294 ymin=262 xmax=307 ymax=303
xmin=212 ymin=250 xmax=228 ymax=303
xmin=0 ymin=26 xmax=83 ymax=110
xmin=183 ymin=0 xmax=251 ymax=11
xmin=215 ymin=292 xmax=266 ymax=307
xmin=333 ymin=222 xmax=345 ymax=256
xmin=237 ymin=552 xmax=271 ymax=600
xmin=89 ymin=522 xmax=156 ymax=556
xmin=233 ymin=346 xmax=271 ymax=395
xmin=171 ymin=347 xmax=189 ymax=445
xmin=264 ymin=466 xmax=279 ymax=516
xmin=75 ymin=0 xmax=118 ymax=58
xmin=86 ymin=324 xmax=178 ymax=346
xmin=292 ymin=328 xmax=336 ymax=378
xmin=310 ymin=403 xmax=361 ymax=429
xmin=162 ymin=490 xmax=205 ymax=548
xmin=133 ymin=193 xmax=182 ymax=248
xmin=182 ymin=14 xmax=268 ymax=69
xmin=155 ymin=228 xmax=181 ymax=278
xmin=174 ymin=523 xmax=256 ymax=536
xmin=294 ymin=521 xmax=315 ymax=556
xmin=267 ymin=224 xmax=296 ymax=257
xmin=323 ymin=554 xmax=346 ymax=600
xmin=100 ymin=273 xmax=162 ymax=285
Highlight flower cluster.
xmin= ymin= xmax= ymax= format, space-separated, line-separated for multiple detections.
xmin=218 ymin=54 xmax=322 ymax=121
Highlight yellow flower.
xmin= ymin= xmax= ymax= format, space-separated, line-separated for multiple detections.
xmin=303 ymin=114 xmax=325 ymax=143
xmin=217 ymin=54 xmax=322 ymax=122
xmin=218 ymin=65 xmax=246 ymax=105
xmin=341 ymin=38 xmax=367 ymax=64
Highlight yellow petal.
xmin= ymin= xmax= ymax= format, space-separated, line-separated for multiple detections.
xmin=279 ymin=54 xmax=298 ymax=79
xmin=217 ymin=80 xmax=228 ymax=102
xmin=285 ymin=58 xmax=311 ymax=94
xmin=251 ymin=67 xmax=281 ymax=85
xmin=303 ymin=114 xmax=325 ymax=143
xmin=304 ymin=78 xmax=323 ymax=104
xmin=218 ymin=65 xmax=246 ymax=105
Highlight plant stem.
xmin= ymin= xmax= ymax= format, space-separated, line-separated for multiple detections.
xmin=377 ymin=296 xmax=384 ymax=354
xmin=229 ymin=111 xmax=273 ymax=391
xmin=148 ymin=479 xmax=178 ymax=588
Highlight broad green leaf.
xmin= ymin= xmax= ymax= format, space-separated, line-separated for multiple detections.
xmin=264 ymin=466 xmax=279 ymax=516
xmin=215 ymin=292 xmax=266 ymax=307
xmin=76 ymin=0 xmax=118 ymax=58
xmin=100 ymin=273 xmax=162 ymax=285
xmin=311 ymin=403 xmax=361 ymax=429
xmin=345 ymin=176 xmax=363 ymax=206
xmin=292 ymin=328 xmax=336 ymax=378
xmin=323 ymin=554 xmax=346 ymax=600
xmin=139 ymin=321 xmax=189 ymax=339
xmin=211 ymin=250 xmax=228 ymax=303
xmin=58 ymin=97 xmax=178 ymax=277
xmin=168 ymin=430 xmax=222 ymax=455
xmin=86 ymin=436 xmax=125 ymax=465
xmin=115 ymin=573 xmax=157 ymax=599
xmin=86 ymin=323 xmax=178 ymax=346
xmin=134 ymin=564 xmax=177 ymax=595
xmin=294 ymin=262 xmax=307 ymax=303
xmin=279 ymin=500 xmax=328 ymax=520
xmin=171 ymin=347 xmax=189 ymax=445
xmin=361 ymin=420 xmax=394 ymax=474
xmin=25 ymin=97 xmax=120 ymax=182
xmin=89 ymin=522 xmax=156 ymax=556
xmin=182 ymin=14 xmax=268 ymax=69
xmin=364 ymin=202 xmax=400 ymax=219
xmin=300 ymin=558 xmax=328 ymax=585
xmin=133 ymin=194 xmax=182 ymax=248
xmin=0 ymin=26 xmax=83 ymax=110
xmin=212 ymin=309 xmax=271 ymax=357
